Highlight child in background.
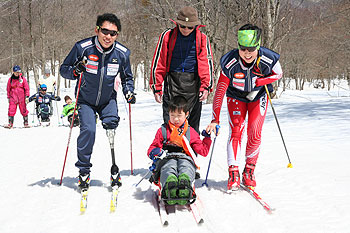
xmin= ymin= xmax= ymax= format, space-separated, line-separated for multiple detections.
xmin=148 ymin=96 xmax=212 ymax=205
xmin=6 ymin=65 xmax=30 ymax=128
xmin=61 ymin=95 xmax=79 ymax=127
xmin=29 ymin=84 xmax=61 ymax=124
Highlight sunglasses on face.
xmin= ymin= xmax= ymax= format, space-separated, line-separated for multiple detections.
xmin=239 ymin=45 xmax=257 ymax=52
xmin=99 ymin=27 xmax=119 ymax=37
xmin=179 ymin=24 xmax=194 ymax=30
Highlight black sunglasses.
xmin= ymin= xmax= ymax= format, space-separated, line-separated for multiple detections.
xmin=239 ymin=45 xmax=257 ymax=52
xmin=179 ymin=24 xmax=194 ymax=30
xmin=99 ymin=27 xmax=119 ymax=37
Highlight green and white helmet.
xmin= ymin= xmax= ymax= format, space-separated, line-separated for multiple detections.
xmin=237 ymin=29 xmax=261 ymax=50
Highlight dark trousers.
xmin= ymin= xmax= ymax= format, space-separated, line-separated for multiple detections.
xmin=162 ymin=72 xmax=202 ymax=133
xmin=75 ymin=99 xmax=120 ymax=174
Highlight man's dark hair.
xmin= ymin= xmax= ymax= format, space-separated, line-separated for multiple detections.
xmin=169 ymin=96 xmax=189 ymax=113
xmin=238 ymin=23 xmax=262 ymax=43
xmin=96 ymin=13 xmax=121 ymax=32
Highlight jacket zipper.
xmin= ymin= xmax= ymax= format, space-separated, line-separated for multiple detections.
xmin=95 ymin=52 xmax=106 ymax=106
xmin=247 ymin=67 xmax=252 ymax=92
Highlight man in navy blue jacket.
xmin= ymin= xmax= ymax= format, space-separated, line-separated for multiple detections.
xmin=60 ymin=13 xmax=136 ymax=190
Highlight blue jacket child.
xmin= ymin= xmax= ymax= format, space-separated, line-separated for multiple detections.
xmin=28 ymin=84 xmax=61 ymax=122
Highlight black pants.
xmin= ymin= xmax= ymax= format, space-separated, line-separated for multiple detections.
xmin=163 ymin=72 xmax=202 ymax=133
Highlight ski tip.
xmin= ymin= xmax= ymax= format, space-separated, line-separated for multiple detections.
xmin=80 ymin=206 xmax=86 ymax=214
xmin=267 ymin=207 xmax=276 ymax=214
xmin=226 ymin=188 xmax=239 ymax=194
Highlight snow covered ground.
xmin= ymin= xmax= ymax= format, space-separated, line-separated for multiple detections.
xmin=1 ymin=75 xmax=350 ymax=233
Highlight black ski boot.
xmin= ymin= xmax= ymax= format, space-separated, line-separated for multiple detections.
xmin=5 ymin=116 xmax=14 ymax=128
xmin=23 ymin=115 xmax=29 ymax=127
xmin=78 ymin=173 xmax=90 ymax=191
xmin=110 ymin=164 xmax=122 ymax=187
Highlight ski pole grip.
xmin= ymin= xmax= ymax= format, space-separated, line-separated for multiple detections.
xmin=215 ymin=125 xmax=220 ymax=136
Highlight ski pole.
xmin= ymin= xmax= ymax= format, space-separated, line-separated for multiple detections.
xmin=31 ymin=102 xmax=36 ymax=124
xmin=54 ymin=86 xmax=61 ymax=125
xmin=202 ymin=125 xmax=220 ymax=187
xmin=59 ymin=72 xmax=84 ymax=185
xmin=55 ymin=100 xmax=61 ymax=125
xmin=134 ymin=151 xmax=166 ymax=187
xmin=129 ymin=103 xmax=133 ymax=175
xmin=133 ymin=170 xmax=151 ymax=188
xmin=264 ymin=85 xmax=293 ymax=168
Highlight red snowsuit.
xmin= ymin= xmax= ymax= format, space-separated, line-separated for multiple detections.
xmin=7 ymin=74 xmax=29 ymax=117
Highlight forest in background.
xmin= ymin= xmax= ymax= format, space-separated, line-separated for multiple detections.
xmin=0 ymin=0 xmax=349 ymax=98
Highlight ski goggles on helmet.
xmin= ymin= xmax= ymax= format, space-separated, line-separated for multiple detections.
xmin=98 ymin=27 xmax=119 ymax=37
xmin=238 ymin=30 xmax=261 ymax=50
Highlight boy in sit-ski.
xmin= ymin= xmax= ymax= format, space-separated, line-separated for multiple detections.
xmin=147 ymin=96 xmax=212 ymax=205
xmin=28 ymin=84 xmax=61 ymax=123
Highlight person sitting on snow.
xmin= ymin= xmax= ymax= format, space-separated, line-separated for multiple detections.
xmin=28 ymin=84 xmax=61 ymax=123
xmin=147 ymin=96 xmax=212 ymax=205
xmin=61 ymin=95 xmax=79 ymax=127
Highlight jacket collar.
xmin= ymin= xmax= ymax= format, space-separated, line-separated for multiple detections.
xmin=94 ymin=36 xmax=115 ymax=54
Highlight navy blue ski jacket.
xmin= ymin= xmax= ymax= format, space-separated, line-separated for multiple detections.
xmin=60 ymin=36 xmax=134 ymax=107
xmin=220 ymin=47 xmax=282 ymax=102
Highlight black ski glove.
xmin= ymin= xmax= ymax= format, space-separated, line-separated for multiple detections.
xmin=73 ymin=59 xmax=86 ymax=77
xmin=125 ymin=91 xmax=136 ymax=104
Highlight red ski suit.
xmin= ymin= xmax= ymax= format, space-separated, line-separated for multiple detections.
xmin=212 ymin=47 xmax=282 ymax=166
xmin=7 ymin=74 xmax=29 ymax=117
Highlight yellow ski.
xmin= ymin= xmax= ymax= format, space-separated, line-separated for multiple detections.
xmin=80 ymin=190 xmax=89 ymax=214
xmin=110 ymin=187 xmax=119 ymax=213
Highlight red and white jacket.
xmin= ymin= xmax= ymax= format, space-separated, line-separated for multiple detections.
xmin=150 ymin=24 xmax=214 ymax=95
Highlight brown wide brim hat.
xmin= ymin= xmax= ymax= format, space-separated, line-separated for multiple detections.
xmin=174 ymin=6 xmax=201 ymax=27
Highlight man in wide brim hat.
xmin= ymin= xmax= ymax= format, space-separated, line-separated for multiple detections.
xmin=150 ymin=5 xmax=214 ymax=135
xmin=174 ymin=6 xmax=201 ymax=27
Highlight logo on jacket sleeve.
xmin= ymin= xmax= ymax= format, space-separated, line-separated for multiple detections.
xmin=115 ymin=43 xmax=127 ymax=52
xmin=80 ymin=40 xmax=92 ymax=48
xmin=225 ymin=58 xmax=237 ymax=69
xmin=261 ymin=55 xmax=273 ymax=64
